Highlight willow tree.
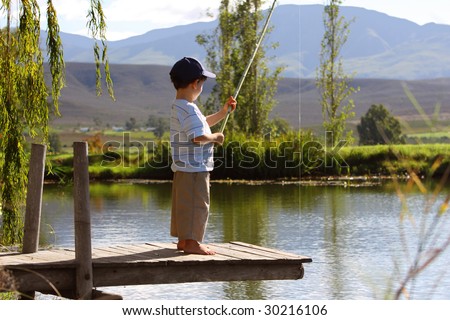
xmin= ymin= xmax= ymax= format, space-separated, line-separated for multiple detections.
xmin=316 ymin=0 xmax=358 ymax=146
xmin=197 ymin=0 xmax=282 ymax=136
xmin=0 ymin=0 xmax=113 ymax=245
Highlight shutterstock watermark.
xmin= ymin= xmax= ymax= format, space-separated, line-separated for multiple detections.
xmin=99 ymin=132 xmax=349 ymax=170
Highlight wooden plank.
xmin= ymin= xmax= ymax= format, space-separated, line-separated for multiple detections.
xmin=0 ymin=251 xmax=74 ymax=268
xmin=120 ymin=243 xmax=159 ymax=251
xmin=95 ymin=246 xmax=138 ymax=256
xmin=96 ymin=246 xmax=166 ymax=264
xmin=26 ymin=249 xmax=76 ymax=268
xmin=92 ymin=246 xmax=178 ymax=266
xmin=22 ymin=250 xmax=75 ymax=266
xmin=1 ymin=242 xmax=311 ymax=267
xmin=230 ymin=242 xmax=312 ymax=262
xmin=9 ymin=259 xmax=305 ymax=293
xmin=23 ymin=248 xmax=76 ymax=261
xmin=0 ymin=253 xmax=57 ymax=266
xmin=7 ymin=266 xmax=75 ymax=294
xmin=91 ymin=247 xmax=134 ymax=264
xmin=207 ymin=243 xmax=277 ymax=261
xmin=228 ymin=242 xmax=312 ymax=262
xmin=49 ymin=248 xmax=76 ymax=255
xmin=91 ymin=243 xmax=236 ymax=267
xmin=114 ymin=244 xmax=188 ymax=262
xmin=111 ymin=245 xmax=161 ymax=260
xmin=94 ymin=264 xmax=300 ymax=286
xmin=225 ymin=243 xmax=300 ymax=260
xmin=208 ymin=243 xmax=298 ymax=262
xmin=0 ymin=252 xmax=31 ymax=265
xmin=145 ymin=243 xmax=240 ymax=263
xmin=93 ymin=263 xmax=305 ymax=287
xmin=94 ymin=245 xmax=174 ymax=260
xmin=47 ymin=249 xmax=76 ymax=260
xmin=115 ymin=244 xmax=155 ymax=253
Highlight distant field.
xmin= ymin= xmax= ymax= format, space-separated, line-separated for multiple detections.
xmin=405 ymin=131 xmax=450 ymax=144
xmin=53 ymin=129 xmax=163 ymax=154
xmin=398 ymin=117 xmax=450 ymax=143
xmin=407 ymin=132 xmax=450 ymax=139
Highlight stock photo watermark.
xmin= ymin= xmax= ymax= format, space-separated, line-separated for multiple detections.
xmin=99 ymin=132 xmax=349 ymax=171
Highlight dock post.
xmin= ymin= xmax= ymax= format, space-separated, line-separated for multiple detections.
xmin=21 ymin=143 xmax=47 ymax=299
xmin=23 ymin=143 xmax=47 ymax=253
xmin=73 ymin=142 xmax=93 ymax=299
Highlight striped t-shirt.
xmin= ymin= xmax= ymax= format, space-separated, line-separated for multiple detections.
xmin=170 ymin=99 xmax=214 ymax=172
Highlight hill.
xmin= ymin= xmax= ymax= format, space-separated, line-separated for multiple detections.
xmin=51 ymin=63 xmax=450 ymax=130
xmin=42 ymin=4 xmax=450 ymax=80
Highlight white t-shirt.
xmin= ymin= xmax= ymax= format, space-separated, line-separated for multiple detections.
xmin=170 ymin=99 xmax=214 ymax=172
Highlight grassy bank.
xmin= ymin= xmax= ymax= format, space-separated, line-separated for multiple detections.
xmin=339 ymin=144 xmax=450 ymax=176
xmin=45 ymin=143 xmax=450 ymax=182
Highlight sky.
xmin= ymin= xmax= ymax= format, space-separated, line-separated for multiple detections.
xmin=3 ymin=0 xmax=450 ymax=41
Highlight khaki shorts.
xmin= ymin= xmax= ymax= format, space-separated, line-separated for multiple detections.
xmin=171 ymin=171 xmax=210 ymax=242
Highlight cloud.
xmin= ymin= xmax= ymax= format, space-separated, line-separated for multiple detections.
xmin=35 ymin=0 xmax=220 ymax=40
xmin=41 ymin=0 xmax=91 ymax=21
xmin=104 ymin=0 xmax=219 ymax=24
xmin=104 ymin=0 xmax=221 ymax=40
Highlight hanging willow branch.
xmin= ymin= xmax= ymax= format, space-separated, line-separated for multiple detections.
xmin=0 ymin=0 xmax=51 ymax=244
xmin=19 ymin=0 xmax=49 ymax=138
xmin=46 ymin=0 xmax=65 ymax=115
xmin=0 ymin=0 xmax=113 ymax=245
xmin=87 ymin=0 xmax=115 ymax=100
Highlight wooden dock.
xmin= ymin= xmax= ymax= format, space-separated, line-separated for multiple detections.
xmin=0 ymin=142 xmax=312 ymax=299
xmin=1 ymin=242 xmax=311 ymax=299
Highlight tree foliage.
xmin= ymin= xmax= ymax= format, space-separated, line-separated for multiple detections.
xmin=196 ymin=0 xmax=282 ymax=136
xmin=357 ymin=104 xmax=405 ymax=145
xmin=316 ymin=0 xmax=358 ymax=146
xmin=0 ymin=0 xmax=112 ymax=245
xmin=147 ymin=115 xmax=169 ymax=139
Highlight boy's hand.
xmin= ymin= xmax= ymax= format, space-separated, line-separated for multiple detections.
xmin=213 ymin=132 xmax=225 ymax=145
xmin=223 ymin=96 xmax=237 ymax=114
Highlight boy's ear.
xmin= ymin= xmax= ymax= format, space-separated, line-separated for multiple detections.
xmin=191 ymin=79 xmax=200 ymax=89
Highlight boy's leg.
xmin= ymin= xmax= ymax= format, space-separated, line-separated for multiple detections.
xmin=184 ymin=172 xmax=215 ymax=254
xmin=170 ymin=171 xmax=180 ymax=240
xmin=171 ymin=171 xmax=214 ymax=255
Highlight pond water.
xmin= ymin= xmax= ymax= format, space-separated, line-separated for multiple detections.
xmin=38 ymin=180 xmax=450 ymax=300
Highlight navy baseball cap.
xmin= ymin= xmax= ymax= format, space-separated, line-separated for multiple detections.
xmin=170 ymin=57 xmax=216 ymax=83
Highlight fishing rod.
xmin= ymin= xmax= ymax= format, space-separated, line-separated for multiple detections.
xmin=219 ymin=0 xmax=277 ymax=133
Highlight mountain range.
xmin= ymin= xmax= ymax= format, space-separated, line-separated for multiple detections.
xmin=41 ymin=4 xmax=450 ymax=130
xmin=52 ymin=63 xmax=450 ymax=130
xmin=42 ymin=4 xmax=450 ymax=80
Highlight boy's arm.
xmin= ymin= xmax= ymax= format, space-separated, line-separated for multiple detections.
xmin=205 ymin=96 xmax=237 ymax=127
xmin=192 ymin=132 xmax=224 ymax=145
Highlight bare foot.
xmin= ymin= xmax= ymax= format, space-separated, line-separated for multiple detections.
xmin=177 ymin=240 xmax=185 ymax=250
xmin=183 ymin=239 xmax=216 ymax=255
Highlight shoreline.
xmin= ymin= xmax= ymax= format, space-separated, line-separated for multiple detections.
xmin=44 ymin=174 xmax=405 ymax=187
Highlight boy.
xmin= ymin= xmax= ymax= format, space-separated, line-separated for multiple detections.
xmin=169 ymin=57 xmax=236 ymax=255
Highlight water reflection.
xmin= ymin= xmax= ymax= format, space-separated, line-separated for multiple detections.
xmin=210 ymin=184 xmax=302 ymax=300
xmin=39 ymin=181 xmax=450 ymax=299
